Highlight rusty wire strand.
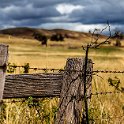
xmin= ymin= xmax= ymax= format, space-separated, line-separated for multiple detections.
xmin=2 ymin=22 xmax=124 ymax=123
xmin=91 ymin=91 xmax=121 ymax=96
xmin=1 ymin=91 xmax=122 ymax=104
xmin=7 ymin=64 xmax=124 ymax=74
xmin=93 ymin=70 xmax=124 ymax=74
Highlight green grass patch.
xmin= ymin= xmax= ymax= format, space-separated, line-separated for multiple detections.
xmin=90 ymin=56 xmax=122 ymax=61
xmin=91 ymin=46 xmax=123 ymax=54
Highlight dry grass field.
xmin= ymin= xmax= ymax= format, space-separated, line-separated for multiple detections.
xmin=0 ymin=34 xmax=124 ymax=124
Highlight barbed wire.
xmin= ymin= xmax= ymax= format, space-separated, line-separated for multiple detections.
xmin=1 ymin=91 xmax=122 ymax=104
xmin=2 ymin=23 xmax=124 ymax=124
xmin=93 ymin=70 xmax=124 ymax=74
xmin=7 ymin=64 xmax=65 ymax=73
xmin=28 ymin=67 xmax=64 ymax=73
xmin=85 ymin=91 xmax=122 ymax=99
xmin=7 ymin=64 xmax=124 ymax=74
xmin=91 ymin=91 xmax=122 ymax=96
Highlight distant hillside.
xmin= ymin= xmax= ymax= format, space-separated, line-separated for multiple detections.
xmin=0 ymin=27 xmax=37 ymax=39
xmin=0 ymin=27 xmax=106 ymax=40
xmin=0 ymin=27 xmax=90 ymax=39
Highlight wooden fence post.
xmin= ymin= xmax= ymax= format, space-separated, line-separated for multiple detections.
xmin=0 ymin=44 xmax=8 ymax=100
xmin=55 ymin=58 xmax=93 ymax=124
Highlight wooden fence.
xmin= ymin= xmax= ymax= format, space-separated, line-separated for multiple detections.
xmin=0 ymin=44 xmax=93 ymax=124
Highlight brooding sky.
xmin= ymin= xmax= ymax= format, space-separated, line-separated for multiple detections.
xmin=0 ymin=0 xmax=124 ymax=32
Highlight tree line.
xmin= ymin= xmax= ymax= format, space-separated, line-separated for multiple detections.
xmin=33 ymin=32 xmax=64 ymax=46
xmin=33 ymin=30 xmax=124 ymax=47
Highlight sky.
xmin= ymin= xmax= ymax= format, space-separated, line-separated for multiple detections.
xmin=0 ymin=0 xmax=124 ymax=33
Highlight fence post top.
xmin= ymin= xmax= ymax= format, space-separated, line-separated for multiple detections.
xmin=0 ymin=44 xmax=9 ymax=47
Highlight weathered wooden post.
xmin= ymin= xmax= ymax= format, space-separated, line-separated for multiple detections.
xmin=0 ymin=44 xmax=8 ymax=100
xmin=55 ymin=58 xmax=93 ymax=124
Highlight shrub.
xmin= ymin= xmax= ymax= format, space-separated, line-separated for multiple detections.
xmin=33 ymin=32 xmax=48 ymax=46
xmin=50 ymin=33 xmax=64 ymax=41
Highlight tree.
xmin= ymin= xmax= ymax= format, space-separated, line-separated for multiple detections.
xmin=50 ymin=33 xmax=64 ymax=41
xmin=33 ymin=32 xmax=48 ymax=46
xmin=113 ymin=31 xmax=123 ymax=47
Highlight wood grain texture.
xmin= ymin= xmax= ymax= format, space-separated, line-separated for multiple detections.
xmin=55 ymin=58 xmax=93 ymax=124
xmin=3 ymin=73 xmax=63 ymax=98
xmin=0 ymin=44 xmax=8 ymax=99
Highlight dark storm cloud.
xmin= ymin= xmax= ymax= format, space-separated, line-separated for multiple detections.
xmin=0 ymin=0 xmax=124 ymax=32
xmin=0 ymin=0 xmax=62 ymax=28
xmin=31 ymin=0 xmax=72 ymax=8
xmin=6 ymin=5 xmax=60 ymax=20
xmin=0 ymin=0 xmax=72 ymax=8
xmin=69 ymin=0 xmax=124 ymax=24
xmin=0 ymin=0 xmax=27 ymax=8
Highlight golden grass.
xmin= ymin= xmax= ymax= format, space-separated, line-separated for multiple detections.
xmin=0 ymin=36 xmax=85 ymax=69
xmin=0 ymin=36 xmax=124 ymax=123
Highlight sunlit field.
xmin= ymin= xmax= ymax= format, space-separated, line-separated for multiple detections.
xmin=0 ymin=35 xmax=124 ymax=124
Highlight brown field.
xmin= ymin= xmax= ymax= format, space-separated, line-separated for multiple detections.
xmin=0 ymin=34 xmax=124 ymax=124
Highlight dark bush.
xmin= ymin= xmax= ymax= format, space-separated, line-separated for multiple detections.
xmin=50 ymin=33 xmax=64 ymax=41
xmin=113 ymin=31 xmax=123 ymax=47
xmin=33 ymin=32 xmax=48 ymax=46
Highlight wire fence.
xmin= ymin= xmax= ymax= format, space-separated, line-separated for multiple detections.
xmin=3 ymin=63 xmax=124 ymax=124
xmin=7 ymin=63 xmax=124 ymax=74
xmin=1 ymin=89 xmax=123 ymax=123
xmin=1 ymin=23 xmax=124 ymax=124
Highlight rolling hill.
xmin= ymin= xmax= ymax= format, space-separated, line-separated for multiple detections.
xmin=0 ymin=27 xmax=96 ymax=40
